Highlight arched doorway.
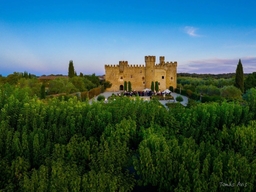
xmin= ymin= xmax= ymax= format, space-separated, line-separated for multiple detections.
xmin=120 ymin=85 xmax=124 ymax=91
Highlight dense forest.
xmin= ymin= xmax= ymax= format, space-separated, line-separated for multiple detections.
xmin=0 ymin=71 xmax=111 ymax=100
xmin=1 ymin=62 xmax=256 ymax=191
xmin=0 ymin=78 xmax=256 ymax=191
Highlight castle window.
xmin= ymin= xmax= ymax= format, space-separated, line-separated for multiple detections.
xmin=158 ymin=82 xmax=160 ymax=85
xmin=143 ymin=82 xmax=145 ymax=84
xmin=171 ymin=77 xmax=173 ymax=80
xmin=131 ymin=75 xmax=133 ymax=78
xmin=142 ymin=77 xmax=145 ymax=80
xmin=162 ymin=76 xmax=164 ymax=79
xmin=120 ymin=76 xmax=123 ymax=79
xmin=140 ymin=70 xmax=142 ymax=73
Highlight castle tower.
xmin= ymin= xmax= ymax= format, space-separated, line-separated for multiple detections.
xmin=160 ymin=56 xmax=165 ymax=65
xmin=119 ymin=61 xmax=128 ymax=73
xmin=145 ymin=56 xmax=156 ymax=89
xmin=166 ymin=61 xmax=178 ymax=90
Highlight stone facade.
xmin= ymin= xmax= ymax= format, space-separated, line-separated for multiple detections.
xmin=105 ymin=56 xmax=177 ymax=91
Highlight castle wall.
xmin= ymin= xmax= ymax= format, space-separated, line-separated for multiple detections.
xmin=154 ymin=69 xmax=166 ymax=91
xmin=105 ymin=56 xmax=177 ymax=92
xmin=105 ymin=64 xmax=146 ymax=91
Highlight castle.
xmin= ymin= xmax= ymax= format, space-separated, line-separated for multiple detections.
xmin=105 ymin=56 xmax=177 ymax=92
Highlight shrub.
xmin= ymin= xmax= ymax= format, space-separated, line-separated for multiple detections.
xmin=176 ymin=96 xmax=184 ymax=102
xmin=97 ymin=95 xmax=105 ymax=101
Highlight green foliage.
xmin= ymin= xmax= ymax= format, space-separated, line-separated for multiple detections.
xmin=151 ymin=81 xmax=155 ymax=92
xmin=68 ymin=60 xmax=75 ymax=78
xmin=97 ymin=95 xmax=105 ymax=101
xmin=235 ymin=59 xmax=244 ymax=93
xmin=178 ymin=76 xmax=234 ymax=88
xmin=155 ymin=81 xmax=159 ymax=92
xmin=17 ymin=78 xmax=42 ymax=97
xmin=195 ymin=85 xmax=220 ymax=96
xmin=83 ymin=78 xmax=97 ymax=90
xmin=5 ymin=72 xmax=23 ymax=85
xmin=244 ymin=72 xmax=256 ymax=91
xmin=176 ymin=95 xmax=184 ymax=102
xmin=220 ymin=85 xmax=242 ymax=100
xmin=69 ymin=76 xmax=87 ymax=92
xmin=40 ymin=84 xmax=46 ymax=99
xmin=102 ymin=80 xmax=112 ymax=90
xmin=1 ymin=84 xmax=256 ymax=191
xmin=48 ymin=77 xmax=78 ymax=94
xmin=84 ymin=73 xmax=100 ymax=87
xmin=128 ymin=81 xmax=132 ymax=92
xmin=124 ymin=81 xmax=127 ymax=91
xmin=243 ymin=88 xmax=256 ymax=118
xmin=152 ymin=94 xmax=173 ymax=100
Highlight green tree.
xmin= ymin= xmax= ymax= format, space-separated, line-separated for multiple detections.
xmin=70 ymin=76 xmax=86 ymax=92
xmin=244 ymin=72 xmax=256 ymax=91
xmin=68 ymin=60 xmax=75 ymax=78
xmin=155 ymin=81 xmax=159 ymax=92
xmin=5 ymin=72 xmax=23 ymax=85
xmin=243 ymin=88 xmax=256 ymax=118
xmin=220 ymin=85 xmax=242 ymax=100
xmin=124 ymin=81 xmax=127 ymax=91
xmin=83 ymin=78 xmax=96 ymax=90
xmin=48 ymin=78 xmax=78 ymax=94
xmin=235 ymin=59 xmax=244 ymax=93
xmin=79 ymin=72 xmax=84 ymax=77
xmin=84 ymin=74 xmax=100 ymax=87
xmin=102 ymin=81 xmax=112 ymax=91
xmin=176 ymin=95 xmax=184 ymax=102
xmin=128 ymin=81 xmax=132 ymax=92
xmin=151 ymin=81 xmax=155 ymax=92
xmin=97 ymin=95 xmax=105 ymax=101
xmin=40 ymin=84 xmax=46 ymax=99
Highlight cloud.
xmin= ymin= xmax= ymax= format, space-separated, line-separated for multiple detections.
xmin=184 ymin=26 xmax=200 ymax=37
xmin=178 ymin=57 xmax=256 ymax=74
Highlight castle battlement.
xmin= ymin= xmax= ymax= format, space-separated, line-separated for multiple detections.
xmin=128 ymin=64 xmax=145 ymax=68
xmin=105 ymin=64 xmax=145 ymax=68
xmin=105 ymin=64 xmax=119 ymax=68
xmin=165 ymin=61 xmax=177 ymax=66
xmin=119 ymin=61 xmax=128 ymax=65
xmin=145 ymin=56 xmax=156 ymax=62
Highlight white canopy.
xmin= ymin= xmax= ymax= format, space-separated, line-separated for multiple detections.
xmin=162 ymin=89 xmax=171 ymax=94
xmin=143 ymin=88 xmax=151 ymax=92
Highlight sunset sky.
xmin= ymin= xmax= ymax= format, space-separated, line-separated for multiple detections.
xmin=1 ymin=0 xmax=256 ymax=76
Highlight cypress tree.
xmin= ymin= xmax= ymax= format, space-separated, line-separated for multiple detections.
xmin=68 ymin=60 xmax=75 ymax=78
xmin=128 ymin=81 xmax=132 ymax=92
xmin=124 ymin=81 xmax=127 ymax=91
xmin=151 ymin=81 xmax=155 ymax=92
xmin=235 ymin=59 xmax=244 ymax=93
xmin=155 ymin=81 xmax=159 ymax=92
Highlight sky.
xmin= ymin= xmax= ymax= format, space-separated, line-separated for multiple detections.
xmin=0 ymin=0 xmax=256 ymax=76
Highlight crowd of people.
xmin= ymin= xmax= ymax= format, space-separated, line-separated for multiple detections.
xmin=119 ymin=90 xmax=172 ymax=97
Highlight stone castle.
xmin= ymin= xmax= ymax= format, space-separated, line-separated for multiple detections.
xmin=105 ymin=56 xmax=177 ymax=92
